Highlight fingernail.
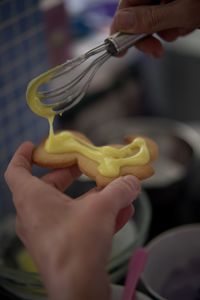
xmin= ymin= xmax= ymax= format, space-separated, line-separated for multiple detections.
xmin=123 ymin=175 xmax=141 ymax=194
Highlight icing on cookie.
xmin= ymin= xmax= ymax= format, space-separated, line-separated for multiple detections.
xmin=45 ymin=128 xmax=150 ymax=177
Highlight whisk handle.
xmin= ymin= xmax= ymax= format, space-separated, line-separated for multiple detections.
xmin=105 ymin=32 xmax=148 ymax=56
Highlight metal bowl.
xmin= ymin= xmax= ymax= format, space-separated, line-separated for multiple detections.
xmin=89 ymin=117 xmax=200 ymax=237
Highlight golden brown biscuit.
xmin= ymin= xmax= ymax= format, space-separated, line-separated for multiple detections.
xmin=33 ymin=131 xmax=158 ymax=187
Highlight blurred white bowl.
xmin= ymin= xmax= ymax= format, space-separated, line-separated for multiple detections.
xmin=111 ymin=284 xmax=152 ymax=300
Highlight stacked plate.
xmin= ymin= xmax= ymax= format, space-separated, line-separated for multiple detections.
xmin=0 ymin=191 xmax=151 ymax=299
xmin=111 ymin=284 xmax=152 ymax=300
xmin=108 ymin=191 xmax=152 ymax=282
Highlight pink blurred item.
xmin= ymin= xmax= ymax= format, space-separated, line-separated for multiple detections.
xmin=122 ymin=248 xmax=148 ymax=300
xmin=41 ymin=0 xmax=71 ymax=66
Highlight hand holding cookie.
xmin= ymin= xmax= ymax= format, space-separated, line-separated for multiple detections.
xmin=5 ymin=141 xmax=141 ymax=300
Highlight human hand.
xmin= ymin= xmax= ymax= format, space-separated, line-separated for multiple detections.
xmin=5 ymin=142 xmax=141 ymax=300
xmin=111 ymin=0 xmax=200 ymax=57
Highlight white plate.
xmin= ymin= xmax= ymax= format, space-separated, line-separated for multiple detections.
xmin=110 ymin=220 xmax=137 ymax=262
xmin=111 ymin=284 xmax=152 ymax=300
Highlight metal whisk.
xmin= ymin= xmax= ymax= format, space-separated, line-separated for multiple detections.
xmin=27 ymin=33 xmax=147 ymax=115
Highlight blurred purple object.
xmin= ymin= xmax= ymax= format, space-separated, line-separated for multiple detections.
xmin=84 ymin=1 xmax=117 ymax=17
xmin=42 ymin=1 xmax=71 ymax=66
xmin=162 ymin=257 xmax=200 ymax=300
xmin=81 ymin=2 xmax=117 ymax=32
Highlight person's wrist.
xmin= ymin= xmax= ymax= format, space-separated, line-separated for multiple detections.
xmin=44 ymin=255 xmax=110 ymax=300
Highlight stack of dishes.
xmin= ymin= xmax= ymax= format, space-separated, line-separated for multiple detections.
xmin=0 ymin=190 xmax=151 ymax=299
xmin=111 ymin=284 xmax=152 ymax=300
xmin=108 ymin=191 xmax=152 ymax=282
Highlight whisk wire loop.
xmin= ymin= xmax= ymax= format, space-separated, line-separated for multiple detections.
xmin=28 ymin=33 xmax=148 ymax=116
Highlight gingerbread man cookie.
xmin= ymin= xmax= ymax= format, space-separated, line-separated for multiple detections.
xmin=33 ymin=130 xmax=158 ymax=187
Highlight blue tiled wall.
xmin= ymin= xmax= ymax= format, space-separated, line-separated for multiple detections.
xmin=0 ymin=0 xmax=50 ymax=217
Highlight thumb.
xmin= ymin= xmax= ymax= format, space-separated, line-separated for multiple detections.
xmin=96 ymin=175 xmax=141 ymax=216
xmin=112 ymin=1 xmax=187 ymax=34
xmin=4 ymin=141 xmax=34 ymax=193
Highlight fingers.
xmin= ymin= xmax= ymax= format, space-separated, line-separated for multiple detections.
xmin=76 ymin=187 xmax=99 ymax=200
xmin=42 ymin=166 xmax=81 ymax=192
xmin=158 ymin=28 xmax=193 ymax=41
xmin=112 ymin=1 xmax=189 ymax=34
xmin=111 ymin=0 xmax=198 ymax=57
xmin=4 ymin=141 xmax=34 ymax=193
xmin=115 ymin=204 xmax=134 ymax=232
xmin=135 ymin=35 xmax=164 ymax=57
xmin=5 ymin=141 xmax=81 ymax=195
xmin=96 ymin=175 xmax=140 ymax=216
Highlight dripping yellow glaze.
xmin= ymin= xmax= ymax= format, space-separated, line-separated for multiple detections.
xmin=26 ymin=70 xmax=151 ymax=177
xmin=26 ymin=66 xmax=60 ymax=118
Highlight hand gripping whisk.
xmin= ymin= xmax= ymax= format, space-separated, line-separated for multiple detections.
xmin=26 ymin=33 xmax=147 ymax=116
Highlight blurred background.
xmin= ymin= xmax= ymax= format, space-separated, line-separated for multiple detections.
xmin=1 ymin=0 xmax=200 ymax=298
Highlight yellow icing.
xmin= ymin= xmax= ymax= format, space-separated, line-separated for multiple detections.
xmin=26 ymin=68 xmax=151 ymax=177
xmin=45 ymin=127 xmax=150 ymax=177
xmin=26 ymin=66 xmax=60 ymax=118
xmin=16 ymin=248 xmax=37 ymax=273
